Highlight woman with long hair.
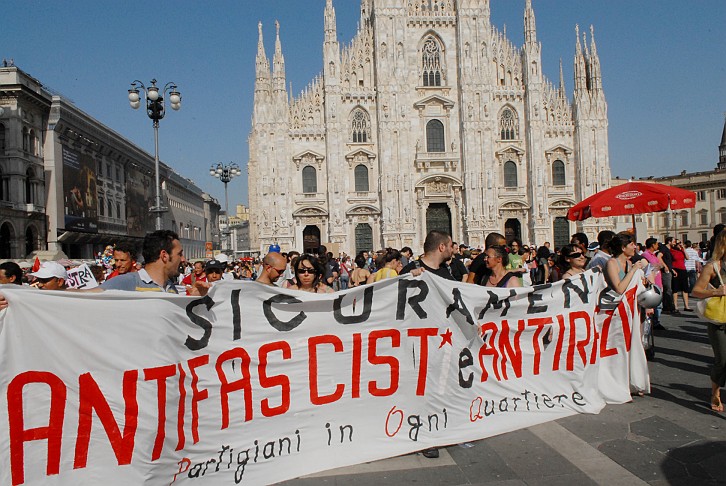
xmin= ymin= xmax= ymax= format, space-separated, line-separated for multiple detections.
xmin=367 ymin=248 xmax=403 ymax=283
xmin=604 ymin=233 xmax=648 ymax=295
xmin=282 ymin=254 xmax=335 ymax=293
xmin=483 ymin=245 xmax=520 ymax=288
xmin=690 ymin=229 xmax=726 ymax=412
xmin=559 ymin=244 xmax=587 ymax=279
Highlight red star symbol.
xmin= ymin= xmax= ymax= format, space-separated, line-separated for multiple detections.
xmin=439 ymin=328 xmax=453 ymax=348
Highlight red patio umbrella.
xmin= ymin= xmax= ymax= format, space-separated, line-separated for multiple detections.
xmin=567 ymin=181 xmax=697 ymax=237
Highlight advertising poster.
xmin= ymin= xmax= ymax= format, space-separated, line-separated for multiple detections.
xmin=61 ymin=145 xmax=98 ymax=232
xmin=125 ymin=164 xmax=155 ymax=237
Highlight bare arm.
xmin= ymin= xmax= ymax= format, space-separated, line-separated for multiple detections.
xmin=691 ymin=262 xmax=726 ymax=299
xmin=604 ymin=257 xmax=647 ymax=295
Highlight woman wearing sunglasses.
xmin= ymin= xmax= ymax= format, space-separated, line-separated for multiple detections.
xmin=283 ymin=254 xmax=335 ymax=293
xmin=560 ymin=244 xmax=587 ymax=279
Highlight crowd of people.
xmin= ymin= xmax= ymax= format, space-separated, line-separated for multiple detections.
xmin=1 ymin=223 xmax=725 ymax=418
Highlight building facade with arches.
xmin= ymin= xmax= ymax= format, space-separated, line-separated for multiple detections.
xmin=248 ymin=0 xmax=612 ymax=254
xmin=0 ymin=65 xmax=216 ymax=260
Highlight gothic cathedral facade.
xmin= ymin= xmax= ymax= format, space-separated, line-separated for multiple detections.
xmin=248 ymin=0 xmax=611 ymax=254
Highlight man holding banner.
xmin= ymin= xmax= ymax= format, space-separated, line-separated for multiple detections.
xmin=399 ymin=230 xmax=457 ymax=458
xmin=100 ymin=230 xmax=185 ymax=293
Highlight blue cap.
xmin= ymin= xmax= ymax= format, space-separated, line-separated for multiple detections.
xmin=269 ymin=244 xmax=281 ymax=253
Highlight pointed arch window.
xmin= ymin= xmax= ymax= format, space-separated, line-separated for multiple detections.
xmin=499 ymin=107 xmax=518 ymax=140
xmin=503 ymin=161 xmax=518 ymax=188
xmin=351 ymin=108 xmax=370 ymax=143
xmin=426 ymin=119 xmax=445 ymax=153
xmin=422 ymin=36 xmax=442 ymax=87
xmin=552 ymin=160 xmax=566 ymax=186
xmin=354 ymin=164 xmax=369 ymax=192
xmin=302 ymin=166 xmax=317 ymax=193
xmin=99 ymin=196 xmax=105 ymax=216
xmin=108 ymin=199 xmax=114 ymax=218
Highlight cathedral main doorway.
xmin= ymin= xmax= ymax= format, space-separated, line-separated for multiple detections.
xmin=505 ymin=218 xmax=521 ymax=244
xmin=553 ymin=217 xmax=570 ymax=250
xmin=426 ymin=203 xmax=452 ymax=236
xmin=303 ymin=225 xmax=321 ymax=254
xmin=355 ymin=223 xmax=373 ymax=254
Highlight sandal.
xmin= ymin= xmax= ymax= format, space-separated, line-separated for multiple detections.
xmin=711 ymin=395 xmax=724 ymax=412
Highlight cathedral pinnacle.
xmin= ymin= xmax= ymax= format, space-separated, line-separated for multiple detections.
xmin=325 ymin=0 xmax=337 ymax=39
xmin=273 ymin=20 xmax=286 ymax=89
xmin=255 ymin=21 xmax=270 ymax=84
xmin=524 ymin=0 xmax=537 ymax=45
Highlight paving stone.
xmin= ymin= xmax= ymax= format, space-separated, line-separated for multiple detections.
xmin=597 ymin=438 xmax=688 ymax=482
xmin=630 ymin=415 xmax=704 ymax=453
xmin=447 ymin=441 xmax=518 ymax=483
xmin=484 ymin=429 xmax=580 ymax=479
xmin=521 ymin=472 xmax=598 ymax=486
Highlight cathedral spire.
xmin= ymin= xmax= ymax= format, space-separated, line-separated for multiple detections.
xmin=524 ymin=0 xmax=537 ymax=46
xmin=273 ymin=22 xmax=285 ymax=79
xmin=273 ymin=21 xmax=287 ymax=96
xmin=559 ymin=58 xmax=566 ymax=98
xmin=573 ymin=24 xmax=587 ymax=94
xmin=255 ymin=22 xmax=271 ymax=96
xmin=325 ymin=0 xmax=337 ymax=41
xmin=588 ymin=25 xmax=602 ymax=92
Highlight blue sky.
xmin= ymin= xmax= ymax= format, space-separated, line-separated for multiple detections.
xmin=2 ymin=1 xmax=724 ymax=211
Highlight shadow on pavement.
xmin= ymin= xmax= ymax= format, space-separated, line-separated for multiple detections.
xmin=661 ymin=440 xmax=726 ymax=485
xmin=654 ymin=355 xmax=711 ymax=375
xmin=648 ymin=384 xmax=726 ymax=419
xmin=654 ymin=327 xmax=710 ymax=345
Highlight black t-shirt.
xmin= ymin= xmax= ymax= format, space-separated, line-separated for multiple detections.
xmin=400 ymin=259 xmax=456 ymax=281
xmin=469 ymin=252 xmax=492 ymax=285
xmin=659 ymin=244 xmax=673 ymax=271
xmin=449 ymin=257 xmax=468 ymax=282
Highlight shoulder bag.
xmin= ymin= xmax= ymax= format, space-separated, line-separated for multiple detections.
xmin=696 ymin=261 xmax=726 ymax=325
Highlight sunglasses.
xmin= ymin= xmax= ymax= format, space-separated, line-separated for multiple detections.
xmin=296 ymin=268 xmax=316 ymax=274
xmin=271 ymin=266 xmax=286 ymax=274
xmin=568 ymin=252 xmax=585 ymax=258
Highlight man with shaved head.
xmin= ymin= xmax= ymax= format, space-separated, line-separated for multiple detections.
xmin=256 ymin=252 xmax=289 ymax=286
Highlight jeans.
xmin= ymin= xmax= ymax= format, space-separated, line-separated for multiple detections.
xmin=339 ymin=274 xmax=349 ymax=290
xmin=687 ymin=270 xmax=697 ymax=293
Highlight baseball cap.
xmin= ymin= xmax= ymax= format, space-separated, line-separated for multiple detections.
xmin=205 ymin=259 xmax=226 ymax=272
xmin=29 ymin=261 xmax=68 ymax=280
xmin=588 ymin=242 xmax=600 ymax=251
xmin=269 ymin=243 xmax=281 ymax=253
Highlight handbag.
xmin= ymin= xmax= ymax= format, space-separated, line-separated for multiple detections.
xmin=696 ymin=261 xmax=726 ymax=324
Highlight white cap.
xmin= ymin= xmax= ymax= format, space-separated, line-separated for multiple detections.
xmin=29 ymin=261 xmax=68 ymax=280
xmin=216 ymin=253 xmax=229 ymax=263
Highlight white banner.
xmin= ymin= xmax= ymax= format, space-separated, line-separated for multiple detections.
xmin=0 ymin=270 xmax=648 ymax=485
xmin=65 ymin=264 xmax=99 ymax=289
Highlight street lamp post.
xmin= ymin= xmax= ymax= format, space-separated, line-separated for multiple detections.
xmin=209 ymin=162 xmax=242 ymax=255
xmin=127 ymin=79 xmax=182 ymax=231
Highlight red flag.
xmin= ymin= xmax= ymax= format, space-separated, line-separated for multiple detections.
xmin=32 ymin=257 xmax=41 ymax=272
